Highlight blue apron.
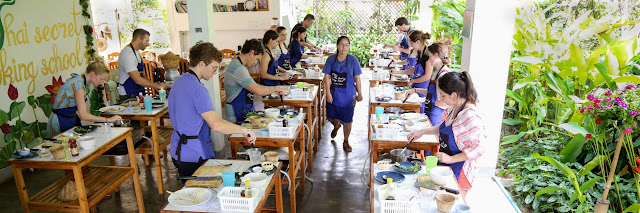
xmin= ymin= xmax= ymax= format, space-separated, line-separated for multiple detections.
xmin=411 ymin=48 xmax=429 ymax=113
xmin=438 ymin=101 xmax=467 ymax=180
xmin=261 ymin=50 xmax=282 ymax=86
xmin=425 ymin=65 xmax=446 ymax=126
xmin=230 ymin=58 xmax=255 ymax=123
xmin=400 ymin=27 xmax=415 ymax=69
xmin=123 ymin=44 xmax=146 ymax=98
xmin=52 ymin=74 xmax=87 ymax=133
xmin=174 ymin=70 xmax=215 ymax=162
xmin=290 ymin=40 xmax=303 ymax=66
xmin=326 ymin=56 xmax=356 ymax=123
xmin=278 ymin=48 xmax=291 ymax=70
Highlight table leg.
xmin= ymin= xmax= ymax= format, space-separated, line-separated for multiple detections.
xmin=72 ymin=166 xmax=90 ymax=212
xmin=275 ymin=166 xmax=283 ymax=213
xmin=230 ymin=140 xmax=238 ymax=157
xmin=127 ymin=133 xmax=146 ymax=212
xmin=372 ymin=143 xmax=378 ymax=163
xmin=300 ymin=126 xmax=306 ymax=195
xmin=306 ymin=105 xmax=313 ymax=173
xmin=287 ymin=143 xmax=297 ymax=213
xmin=150 ymin=119 xmax=164 ymax=194
xmin=140 ymin=122 xmax=150 ymax=166
xmin=12 ymin=166 xmax=30 ymax=213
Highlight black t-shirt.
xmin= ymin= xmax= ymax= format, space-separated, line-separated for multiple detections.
xmin=291 ymin=23 xmax=307 ymax=43
xmin=417 ymin=47 xmax=429 ymax=70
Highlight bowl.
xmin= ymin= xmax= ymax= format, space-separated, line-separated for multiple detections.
xmin=240 ymin=173 xmax=268 ymax=188
xmin=18 ymin=148 xmax=30 ymax=157
xmin=78 ymin=136 xmax=97 ymax=149
xmin=265 ymin=108 xmax=280 ymax=118
xmin=430 ymin=167 xmax=453 ymax=185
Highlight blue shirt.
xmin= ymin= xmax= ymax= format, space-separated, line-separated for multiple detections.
xmin=52 ymin=73 xmax=86 ymax=109
xmin=168 ymin=73 xmax=216 ymax=162
xmin=322 ymin=54 xmax=362 ymax=77
xmin=290 ymin=39 xmax=303 ymax=66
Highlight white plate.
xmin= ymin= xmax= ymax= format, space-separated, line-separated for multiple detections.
xmin=401 ymin=113 xmax=428 ymax=120
xmin=168 ymin=188 xmax=213 ymax=207
xmin=98 ymin=106 xmax=124 ymax=113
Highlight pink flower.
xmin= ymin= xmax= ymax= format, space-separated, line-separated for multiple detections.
xmin=621 ymin=103 xmax=628 ymax=108
xmin=615 ymin=97 xmax=622 ymax=102
xmin=605 ymin=90 xmax=612 ymax=96
xmin=586 ymin=133 xmax=592 ymax=140
xmin=587 ymin=105 xmax=594 ymax=110
xmin=630 ymin=111 xmax=639 ymax=116
xmin=580 ymin=108 xmax=586 ymax=113
xmin=626 ymin=84 xmax=635 ymax=90
xmin=0 ymin=123 xmax=9 ymax=134
xmin=596 ymin=119 xmax=602 ymax=125
xmin=606 ymin=97 xmax=612 ymax=102
xmin=594 ymin=99 xmax=601 ymax=104
xmin=635 ymin=121 xmax=638 ymax=126
xmin=623 ymin=128 xmax=634 ymax=134
xmin=587 ymin=94 xmax=595 ymax=101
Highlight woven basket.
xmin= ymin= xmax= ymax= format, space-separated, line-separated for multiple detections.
xmin=159 ymin=51 xmax=180 ymax=69
xmin=57 ymin=181 xmax=90 ymax=201
xmin=264 ymin=151 xmax=279 ymax=162
xmin=435 ymin=193 xmax=456 ymax=212
xmin=49 ymin=145 xmax=65 ymax=160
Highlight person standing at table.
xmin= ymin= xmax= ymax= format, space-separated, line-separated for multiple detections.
xmin=323 ymin=36 xmax=363 ymax=152
xmin=274 ymin=26 xmax=292 ymax=70
xmin=406 ymin=42 xmax=450 ymax=125
xmin=260 ymin=30 xmax=290 ymax=86
xmin=289 ymin=26 xmax=310 ymax=67
xmin=392 ymin=30 xmax=432 ymax=113
xmin=46 ymin=57 xmax=123 ymax=137
xmin=291 ymin=14 xmax=321 ymax=51
xmin=384 ymin=17 xmax=416 ymax=69
xmin=407 ymin=71 xmax=486 ymax=199
xmin=116 ymin=28 xmax=167 ymax=99
xmin=225 ymin=39 xmax=286 ymax=123
xmin=169 ymin=41 xmax=256 ymax=179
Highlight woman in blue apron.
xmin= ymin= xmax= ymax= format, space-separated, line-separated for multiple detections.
xmin=400 ymin=28 xmax=417 ymax=70
xmin=406 ymin=30 xmax=432 ymax=113
xmin=289 ymin=26 xmax=309 ymax=67
xmin=275 ymin=26 xmax=292 ymax=70
xmin=407 ymin=71 xmax=486 ymax=199
xmin=47 ymin=58 xmax=122 ymax=137
xmin=323 ymin=36 xmax=363 ymax=152
xmin=260 ymin=30 xmax=289 ymax=86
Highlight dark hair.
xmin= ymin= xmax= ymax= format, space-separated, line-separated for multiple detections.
xmin=276 ymin=26 xmax=287 ymax=34
xmin=427 ymin=42 xmax=450 ymax=65
xmin=335 ymin=36 xmax=350 ymax=55
xmin=304 ymin=14 xmax=315 ymax=21
xmin=292 ymin=26 xmax=306 ymax=40
xmin=241 ymin=39 xmax=264 ymax=55
xmin=262 ymin=30 xmax=279 ymax=46
xmin=394 ymin=17 xmax=409 ymax=26
xmin=189 ymin=41 xmax=222 ymax=67
xmin=409 ymin=30 xmax=431 ymax=44
xmin=438 ymin=71 xmax=478 ymax=104
xmin=132 ymin=28 xmax=150 ymax=41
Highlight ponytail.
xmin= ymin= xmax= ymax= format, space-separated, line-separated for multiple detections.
xmin=427 ymin=42 xmax=450 ymax=65
xmin=438 ymin=71 xmax=478 ymax=104
xmin=86 ymin=56 xmax=109 ymax=75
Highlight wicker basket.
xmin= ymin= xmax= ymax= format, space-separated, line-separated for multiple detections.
xmin=49 ymin=145 xmax=65 ymax=160
xmin=159 ymin=51 xmax=180 ymax=69
xmin=57 ymin=181 xmax=90 ymax=201
xmin=434 ymin=193 xmax=457 ymax=212
xmin=264 ymin=151 xmax=279 ymax=162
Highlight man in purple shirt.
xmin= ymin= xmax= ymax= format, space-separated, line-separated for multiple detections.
xmin=169 ymin=41 xmax=256 ymax=179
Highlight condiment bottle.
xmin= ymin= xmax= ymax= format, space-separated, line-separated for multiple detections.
xmin=282 ymin=115 xmax=289 ymax=127
xmin=62 ymin=137 xmax=72 ymax=161
xmin=383 ymin=178 xmax=395 ymax=200
xmin=242 ymin=180 xmax=253 ymax=198
xmin=138 ymin=92 xmax=145 ymax=109
xmin=69 ymin=136 xmax=79 ymax=157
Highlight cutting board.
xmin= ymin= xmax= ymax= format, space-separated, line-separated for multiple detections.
xmin=184 ymin=166 xmax=231 ymax=188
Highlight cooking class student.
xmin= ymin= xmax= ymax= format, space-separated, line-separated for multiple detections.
xmin=405 ymin=42 xmax=450 ymax=125
xmin=391 ymin=30 xmax=432 ymax=113
xmin=224 ymin=39 xmax=287 ymax=123
xmin=116 ymin=28 xmax=168 ymax=100
xmin=323 ymin=36 xmax=363 ymax=152
xmin=46 ymin=57 xmax=123 ymax=137
xmin=168 ymin=41 xmax=256 ymax=179
xmin=291 ymin=14 xmax=321 ymax=51
xmin=384 ymin=17 xmax=416 ymax=69
xmin=260 ymin=30 xmax=290 ymax=86
xmin=289 ymin=26 xmax=310 ymax=67
xmin=407 ymin=71 xmax=486 ymax=199
xmin=274 ymin=26 xmax=292 ymax=70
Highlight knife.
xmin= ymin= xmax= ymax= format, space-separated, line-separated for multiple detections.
xmin=415 ymin=182 xmax=460 ymax=194
xmin=178 ymin=176 xmax=222 ymax=181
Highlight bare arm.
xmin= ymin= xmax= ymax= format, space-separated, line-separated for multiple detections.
xmin=391 ymin=67 xmax=414 ymax=75
xmin=324 ymin=74 xmax=333 ymax=103
xmin=407 ymin=124 xmax=440 ymax=142
xmin=74 ymin=89 xmax=122 ymax=122
xmin=201 ymin=111 xmax=255 ymax=144
xmin=410 ymin=73 xmax=430 ymax=84
xmin=355 ymin=75 xmax=363 ymax=101
xmin=245 ymin=83 xmax=282 ymax=96
xmin=259 ymin=53 xmax=286 ymax=80
xmin=128 ymin=71 xmax=167 ymax=89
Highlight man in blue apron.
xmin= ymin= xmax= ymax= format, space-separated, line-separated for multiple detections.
xmin=291 ymin=14 xmax=321 ymax=51
xmin=224 ymin=39 xmax=286 ymax=123
xmin=169 ymin=42 xmax=256 ymax=180
xmin=117 ymin=29 xmax=167 ymax=100
xmin=384 ymin=17 xmax=416 ymax=69
xmin=323 ymin=36 xmax=363 ymax=152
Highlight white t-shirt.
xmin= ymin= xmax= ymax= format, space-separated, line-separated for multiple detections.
xmin=117 ymin=45 xmax=143 ymax=95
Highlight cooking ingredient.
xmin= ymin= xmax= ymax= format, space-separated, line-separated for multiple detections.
xmin=395 ymin=162 xmax=421 ymax=172
xmin=62 ymin=137 xmax=72 ymax=161
xmin=241 ymin=180 xmax=253 ymax=198
xmin=246 ymin=112 xmax=262 ymax=117
xmin=383 ymin=178 xmax=395 ymax=200
xmin=69 ymin=137 xmax=79 ymax=157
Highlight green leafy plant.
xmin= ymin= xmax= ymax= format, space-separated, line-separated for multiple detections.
xmin=430 ymin=0 xmax=464 ymax=65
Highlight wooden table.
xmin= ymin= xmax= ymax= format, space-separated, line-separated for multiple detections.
xmin=263 ymin=86 xmax=319 ymax=173
xmin=103 ymin=102 xmax=172 ymax=194
xmin=370 ymin=165 xmax=464 ymax=212
xmin=369 ymin=79 xmax=409 ymax=87
xmin=161 ymin=159 xmax=283 ymax=213
xmin=284 ymin=76 xmax=326 ymax=152
xmin=299 ymin=56 xmax=325 ymax=68
xmin=9 ymin=127 xmax=145 ymax=213
xmin=369 ymin=114 xmax=438 ymax=163
xmin=229 ymin=114 xmax=306 ymax=213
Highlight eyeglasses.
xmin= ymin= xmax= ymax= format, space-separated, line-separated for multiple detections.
xmin=338 ymin=44 xmax=350 ymax=47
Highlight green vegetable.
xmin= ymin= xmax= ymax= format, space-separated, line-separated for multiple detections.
xmin=246 ymin=112 xmax=262 ymax=117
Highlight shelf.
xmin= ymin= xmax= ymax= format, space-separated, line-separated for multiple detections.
xmin=28 ymin=166 xmax=134 ymax=212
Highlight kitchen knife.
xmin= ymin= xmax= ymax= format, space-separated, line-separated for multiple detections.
xmin=178 ymin=176 xmax=222 ymax=181
xmin=415 ymin=182 xmax=460 ymax=194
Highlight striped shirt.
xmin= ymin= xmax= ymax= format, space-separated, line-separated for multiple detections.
xmin=445 ymin=103 xmax=487 ymax=186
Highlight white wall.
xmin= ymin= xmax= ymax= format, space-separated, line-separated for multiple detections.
xmin=460 ymin=0 xmax=516 ymax=170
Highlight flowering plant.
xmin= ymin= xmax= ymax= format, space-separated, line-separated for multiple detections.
xmin=581 ymin=84 xmax=640 ymax=136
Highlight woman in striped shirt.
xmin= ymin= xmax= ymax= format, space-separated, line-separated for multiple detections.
xmin=407 ymin=71 xmax=486 ymax=199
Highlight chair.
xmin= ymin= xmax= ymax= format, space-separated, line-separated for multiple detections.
xmin=142 ymin=61 xmax=157 ymax=96
xmin=108 ymin=52 xmax=120 ymax=61
xmin=178 ymin=58 xmax=189 ymax=74
xmin=108 ymin=61 xmax=118 ymax=82
xmin=141 ymin=51 xmax=156 ymax=61
xmin=221 ymin=49 xmax=236 ymax=59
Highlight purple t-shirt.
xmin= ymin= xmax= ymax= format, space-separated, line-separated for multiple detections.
xmin=168 ymin=73 xmax=216 ymax=162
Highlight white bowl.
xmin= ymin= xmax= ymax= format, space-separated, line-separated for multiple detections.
xmin=78 ymin=136 xmax=97 ymax=149
xmin=264 ymin=108 xmax=280 ymax=118
xmin=18 ymin=148 xmax=31 ymax=157
xmin=240 ymin=173 xmax=268 ymax=189
xmin=430 ymin=167 xmax=453 ymax=185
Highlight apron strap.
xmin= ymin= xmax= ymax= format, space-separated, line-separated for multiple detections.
xmin=174 ymin=130 xmax=199 ymax=162
xmin=429 ymin=65 xmax=446 ymax=85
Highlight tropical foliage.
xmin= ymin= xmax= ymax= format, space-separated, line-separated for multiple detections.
xmin=430 ymin=0 xmax=465 ymax=67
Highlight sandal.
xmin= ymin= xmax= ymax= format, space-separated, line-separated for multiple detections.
xmin=331 ymin=123 xmax=342 ymax=138
xmin=343 ymin=141 xmax=352 ymax=152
